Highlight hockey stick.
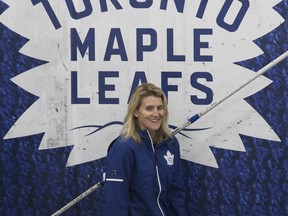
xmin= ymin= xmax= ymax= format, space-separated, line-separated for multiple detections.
xmin=51 ymin=50 xmax=288 ymax=216
xmin=51 ymin=181 xmax=103 ymax=216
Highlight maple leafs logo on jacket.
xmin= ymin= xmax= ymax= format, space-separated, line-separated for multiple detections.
xmin=164 ymin=151 xmax=174 ymax=166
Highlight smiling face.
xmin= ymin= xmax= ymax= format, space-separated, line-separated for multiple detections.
xmin=134 ymin=96 xmax=165 ymax=139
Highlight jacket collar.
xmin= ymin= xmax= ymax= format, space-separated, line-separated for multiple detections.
xmin=137 ymin=129 xmax=173 ymax=148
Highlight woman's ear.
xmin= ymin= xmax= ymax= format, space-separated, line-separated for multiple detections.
xmin=133 ymin=110 xmax=139 ymax=118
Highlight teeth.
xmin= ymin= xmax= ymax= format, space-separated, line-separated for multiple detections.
xmin=151 ymin=119 xmax=159 ymax=122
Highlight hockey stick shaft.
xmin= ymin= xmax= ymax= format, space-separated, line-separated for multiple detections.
xmin=172 ymin=50 xmax=288 ymax=135
xmin=51 ymin=181 xmax=103 ymax=216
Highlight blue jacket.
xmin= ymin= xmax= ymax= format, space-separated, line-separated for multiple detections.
xmin=104 ymin=130 xmax=186 ymax=216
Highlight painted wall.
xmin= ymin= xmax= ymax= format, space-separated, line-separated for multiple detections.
xmin=0 ymin=0 xmax=287 ymax=215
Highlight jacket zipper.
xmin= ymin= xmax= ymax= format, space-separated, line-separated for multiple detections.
xmin=147 ymin=131 xmax=165 ymax=216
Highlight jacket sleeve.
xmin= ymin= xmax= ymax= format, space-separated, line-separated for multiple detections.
xmin=103 ymin=139 xmax=135 ymax=216
xmin=169 ymin=137 xmax=187 ymax=216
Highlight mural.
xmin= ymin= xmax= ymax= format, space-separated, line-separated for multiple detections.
xmin=0 ymin=0 xmax=287 ymax=215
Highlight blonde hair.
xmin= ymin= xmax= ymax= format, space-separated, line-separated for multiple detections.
xmin=121 ymin=83 xmax=172 ymax=144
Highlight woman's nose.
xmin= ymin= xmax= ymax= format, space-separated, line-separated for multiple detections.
xmin=152 ymin=108 xmax=159 ymax=116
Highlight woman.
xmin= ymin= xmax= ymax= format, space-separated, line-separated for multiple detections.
xmin=104 ymin=83 xmax=186 ymax=216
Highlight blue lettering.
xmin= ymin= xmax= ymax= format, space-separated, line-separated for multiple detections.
xmin=194 ymin=28 xmax=213 ymax=62
xmin=33 ymin=0 xmax=247 ymax=33
xmin=196 ymin=0 xmax=208 ymax=19
xmin=71 ymin=71 xmax=90 ymax=104
xmin=100 ymin=0 xmax=123 ymax=12
xmin=217 ymin=0 xmax=249 ymax=32
xmin=69 ymin=71 xmax=215 ymax=105
xmin=71 ymin=28 xmax=95 ymax=61
xmin=160 ymin=0 xmax=185 ymax=13
xmin=99 ymin=71 xmax=119 ymax=104
xmin=167 ymin=29 xmax=185 ymax=62
xmin=161 ymin=72 xmax=182 ymax=102
xmin=130 ymin=0 xmax=153 ymax=8
xmin=137 ymin=28 xmax=157 ymax=61
xmin=31 ymin=0 xmax=61 ymax=29
xmin=190 ymin=72 xmax=213 ymax=105
xmin=66 ymin=0 xmax=93 ymax=19
xmin=104 ymin=28 xmax=128 ymax=61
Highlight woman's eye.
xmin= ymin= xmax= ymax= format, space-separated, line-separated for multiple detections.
xmin=146 ymin=107 xmax=153 ymax=111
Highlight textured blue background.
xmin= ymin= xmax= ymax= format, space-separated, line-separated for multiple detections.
xmin=0 ymin=1 xmax=287 ymax=215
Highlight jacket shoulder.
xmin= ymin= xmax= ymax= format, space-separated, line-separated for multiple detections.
xmin=108 ymin=136 xmax=137 ymax=153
